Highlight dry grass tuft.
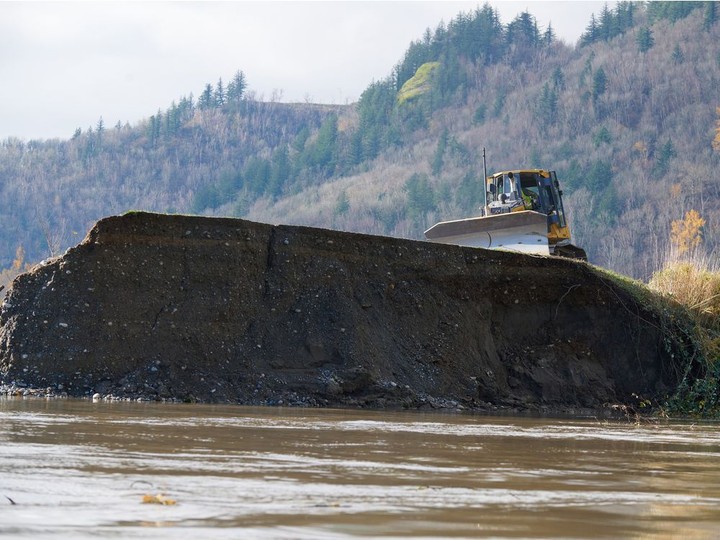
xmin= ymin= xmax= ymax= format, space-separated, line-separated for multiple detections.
xmin=648 ymin=250 xmax=720 ymax=332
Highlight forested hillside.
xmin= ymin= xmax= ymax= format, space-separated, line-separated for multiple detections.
xmin=1 ymin=1 xmax=719 ymax=283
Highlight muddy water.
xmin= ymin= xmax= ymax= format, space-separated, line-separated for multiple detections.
xmin=1 ymin=399 xmax=720 ymax=539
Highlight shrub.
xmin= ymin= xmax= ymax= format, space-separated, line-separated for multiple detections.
xmin=0 ymin=246 xmax=33 ymax=294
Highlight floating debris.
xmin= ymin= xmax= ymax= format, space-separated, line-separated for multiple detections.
xmin=141 ymin=493 xmax=176 ymax=505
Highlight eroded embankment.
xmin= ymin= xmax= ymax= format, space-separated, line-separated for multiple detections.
xmin=0 ymin=212 xmax=694 ymax=411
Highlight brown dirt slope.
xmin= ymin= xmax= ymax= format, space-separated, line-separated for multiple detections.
xmin=0 ymin=212 xmax=692 ymax=411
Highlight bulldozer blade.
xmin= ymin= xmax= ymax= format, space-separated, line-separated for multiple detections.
xmin=424 ymin=211 xmax=549 ymax=255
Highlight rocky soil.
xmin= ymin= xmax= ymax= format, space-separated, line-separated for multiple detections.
xmin=0 ymin=212 xmax=693 ymax=413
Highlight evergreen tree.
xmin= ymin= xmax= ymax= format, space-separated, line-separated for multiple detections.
xmin=191 ymin=185 xmax=220 ymax=213
xmin=227 ymin=70 xmax=247 ymax=103
xmin=586 ymin=159 xmax=613 ymax=192
xmin=506 ymin=11 xmax=539 ymax=47
xmin=422 ymin=27 xmax=432 ymax=45
xmin=362 ymin=125 xmax=382 ymax=161
xmin=243 ymin=157 xmax=271 ymax=195
xmin=356 ymin=78 xmax=395 ymax=156
xmin=615 ymin=1 xmax=635 ymax=31
xmin=598 ymin=3 xmax=613 ymax=41
xmin=404 ymin=173 xmax=436 ymax=219
xmin=580 ymin=14 xmax=599 ymax=46
xmin=543 ymin=22 xmax=556 ymax=45
xmin=292 ymin=127 xmax=310 ymax=153
xmin=455 ymin=171 xmax=483 ymax=213
xmin=473 ymin=104 xmax=487 ymax=125
xmin=309 ymin=114 xmax=338 ymax=173
xmin=579 ymin=53 xmax=594 ymax=87
xmin=592 ymin=67 xmax=607 ymax=102
xmin=506 ymin=11 xmax=540 ymax=62
xmin=434 ymin=48 xmax=465 ymax=104
xmin=214 ymin=78 xmax=225 ymax=107
xmin=334 ymin=190 xmax=350 ymax=216
xmin=536 ymin=82 xmax=558 ymax=124
xmin=432 ymin=20 xmax=447 ymax=56
xmin=705 ymin=1 xmax=718 ymax=30
xmin=198 ymin=83 xmax=214 ymax=109
xmin=593 ymin=126 xmax=612 ymax=147
xmin=448 ymin=136 xmax=470 ymax=167
xmin=672 ymin=44 xmax=685 ymax=64
xmin=395 ymin=39 xmax=432 ymax=91
xmin=147 ymin=111 xmax=162 ymax=147
xmin=347 ymin=129 xmax=364 ymax=165
xmin=492 ymin=93 xmax=505 ymax=118
xmin=592 ymin=67 xmax=608 ymax=119
xmin=164 ymin=102 xmax=181 ymax=136
xmin=216 ymin=168 xmax=243 ymax=202
xmin=655 ymin=139 xmax=677 ymax=175
xmin=95 ymin=117 xmax=104 ymax=151
xmin=636 ymin=27 xmax=654 ymax=53
xmin=431 ymin=128 xmax=448 ymax=176
xmin=178 ymin=94 xmax=194 ymax=121
xmin=268 ymin=145 xmax=291 ymax=197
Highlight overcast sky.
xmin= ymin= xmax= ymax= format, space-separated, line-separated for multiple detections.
xmin=0 ymin=1 xmax=614 ymax=141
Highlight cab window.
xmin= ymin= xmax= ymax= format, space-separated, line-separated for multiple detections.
xmin=519 ymin=173 xmax=540 ymax=210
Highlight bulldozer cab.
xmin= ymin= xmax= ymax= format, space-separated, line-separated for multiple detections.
xmin=486 ymin=170 xmax=567 ymax=228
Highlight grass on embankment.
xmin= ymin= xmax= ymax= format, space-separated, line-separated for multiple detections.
xmin=596 ymin=251 xmax=720 ymax=417
xmin=647 ymin=252 xmax=720 ymax=417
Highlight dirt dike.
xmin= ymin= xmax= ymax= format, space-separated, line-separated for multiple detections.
xmin=0 ymin=212 xmax=691 ymax=412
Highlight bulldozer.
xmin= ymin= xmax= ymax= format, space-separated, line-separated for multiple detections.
xmin=424 ymin=169 xmax=587 ymax=260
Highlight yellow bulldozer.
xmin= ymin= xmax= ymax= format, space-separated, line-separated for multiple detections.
xmin=425 ymin=168 xmax=587 ymax=260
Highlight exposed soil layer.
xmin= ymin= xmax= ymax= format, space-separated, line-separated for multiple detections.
xmin=0 ymin=212 xmax=693 ymax=412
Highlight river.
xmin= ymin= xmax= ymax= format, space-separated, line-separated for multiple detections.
xmin=1 ymin=398 xmax=719 ymax=539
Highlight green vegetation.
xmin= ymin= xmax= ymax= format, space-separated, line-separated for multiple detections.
xmin=647 ymin=1 xmax=707 ymax=23
xmin=397 ymin=62 xmax=440 ymax=105
xmin=579 ymin=1 xmax=638 ymax=46
xmin=334 ymin=190 xmax=350 ymax=216
xmin=636 ymin=26 xmax=655 ymax=53
xmin=404 ymin=172 xmax=436 ymax=222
